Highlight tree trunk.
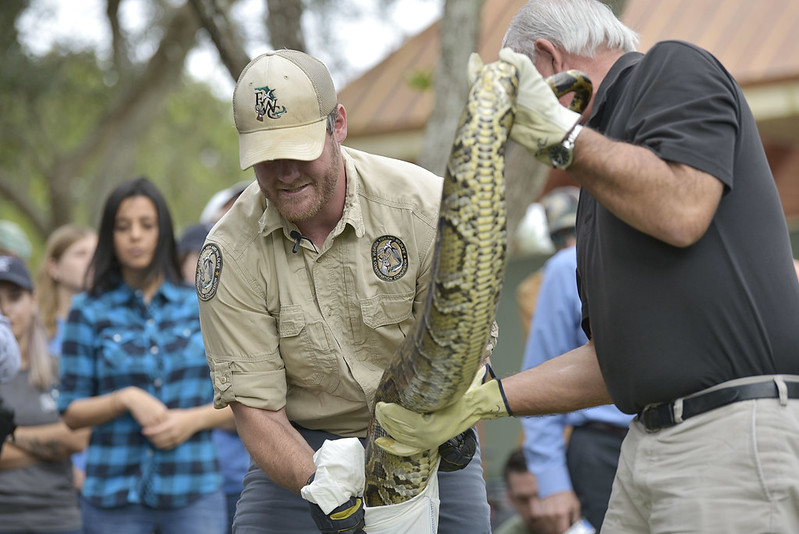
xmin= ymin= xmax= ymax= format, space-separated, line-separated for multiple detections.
xmin=266 ymin=0 xmax=307 ymax=51
xmin=602 ymin=0 xmax=628 ymax=17
xmin=416 ymin=0 xmax=484 ymax=176
xmin=188 ymin=0 xmax=252 ymax=80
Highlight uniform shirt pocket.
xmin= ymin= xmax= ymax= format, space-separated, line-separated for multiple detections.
xmin=278 ymin=305 xmax=338 ymax=389
xmin=355 ymin=294 xmax=415 ymax=365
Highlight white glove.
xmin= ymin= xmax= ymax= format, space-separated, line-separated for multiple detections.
xmin=301 ymin=438 xmax=365 ymax=514
xmin=498 ymin=48 xmax=582 ymax=165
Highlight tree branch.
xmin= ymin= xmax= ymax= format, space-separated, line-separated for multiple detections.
xmin=0 ymin=167 xmax=48 ymax=234
xmin=417 ymin=0 xmax=483 ymax=175
xmin=188 ymin=0 xmax=251 ymax=81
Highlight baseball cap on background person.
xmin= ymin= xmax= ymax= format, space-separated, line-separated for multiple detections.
xmin=199 ymin=181 xmax=251 ymax=225
xmin=0 ymin=255 xmax=34 ymax=292
xmin=178 ymin=223 xmax=213 ymax=257
xmin=233 ymin=49 xmax=338 ymax=170
xmin=0 ymin=221 xmax=32 ymax=261
xmin=540 ymin=186 xmax=580 ymax=249
xmin=177 ymin=223 xmax=212 ymax=284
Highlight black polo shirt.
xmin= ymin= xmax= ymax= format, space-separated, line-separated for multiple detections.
xmin=576 ymin=41 xmax=799 ymax=414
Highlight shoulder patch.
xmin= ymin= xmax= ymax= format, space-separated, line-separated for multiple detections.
xmin=371 ymin=235 xmax=408 ymax=281
xmin=196 ymin=243 xmax=223 ymax=301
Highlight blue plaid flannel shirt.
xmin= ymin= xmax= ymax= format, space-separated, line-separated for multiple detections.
xmin=58 ymin=280 xmax=221 ymax=509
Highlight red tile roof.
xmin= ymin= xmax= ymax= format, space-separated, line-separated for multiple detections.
xmin=338 ymin=0 xmax=799 ymax=224
xmin=339 ymin=0 xmax=799 ymax=137
xmin=625 ymin=0 xmax=799 ymax=86
xmin=340 ymin=0 xmax=528 ymax=137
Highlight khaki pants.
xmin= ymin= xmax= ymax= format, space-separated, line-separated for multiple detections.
xmin=602 ymin=395 xmax=799 ymax=533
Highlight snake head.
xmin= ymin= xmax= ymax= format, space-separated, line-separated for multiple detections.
xmin=467 ymin=52 xmax=484 ymax=85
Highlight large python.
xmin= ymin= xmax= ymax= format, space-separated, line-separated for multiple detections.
xmin=363 ymin=60 xmax=592 ymax=506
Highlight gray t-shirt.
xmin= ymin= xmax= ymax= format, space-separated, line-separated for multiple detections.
xmin=0 ymin=370 xmax=81 ymax=531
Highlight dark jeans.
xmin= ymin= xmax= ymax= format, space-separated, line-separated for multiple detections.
xmin=81 ymin=490 xmax=226 ymax=534
xmin=224 ymin=490 xmax=241 ymax=534
xmin=566 ymin=423 xmax=626 ymax=531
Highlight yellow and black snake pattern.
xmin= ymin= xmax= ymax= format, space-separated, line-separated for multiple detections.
xmin=363 ymin=60 xmax=591 ymax=507
xmin=545 ymin=69 xmax=593 ymax=115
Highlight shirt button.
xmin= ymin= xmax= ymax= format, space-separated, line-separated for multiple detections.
xmin=153 ymin=378 xmax=163 ymax=388
xmin=150 ymin=346 xmax=159 ymax=355
xmin=147 ymin=319 xmax=155 ymax=327
xmin=220 ymin=376 xmax=228 ymax=383
xmin=113 ymin=334 xmax=121 ymax=343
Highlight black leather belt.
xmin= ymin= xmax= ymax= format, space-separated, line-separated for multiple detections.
xmin=639 ymin=379 xmax=799 ymax=432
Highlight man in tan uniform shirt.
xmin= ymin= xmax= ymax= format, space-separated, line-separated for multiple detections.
xmin=196 ymin=50 xmax=491 ymax=533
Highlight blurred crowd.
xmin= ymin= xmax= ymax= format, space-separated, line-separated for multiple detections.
xmin=0 ymin=179 xmax=249 ymax=534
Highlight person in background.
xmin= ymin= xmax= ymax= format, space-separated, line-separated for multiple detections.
xmin=520 ymin=187 xmax=632 ymax=533
xmin=178 ymin=222 xmax=250 ymax=534
xmin=177 ymin=223 xmax=213 ymax=284
xmin=0 ymin=220 xmax=32 ymax=262
xmin=35 ymin=224 xmax=97 ymax=357
xmin=495 ymin=449 xmax=547 ymax=534
xmin=58 ymin=177 xmax=233 ymax=534
xmin=200 ymin=181 xmax=250 ymax=226
xmin=34 ymin=224 xmax=98 ymax=491
xmin=515 ymin=187 xmax=581 ymax=339
xmin=0 ymin=254 xmax=89 ymax=534
xmin=197 ymin=49 xmax=491 ymax=533
xmin=374 ymin=1 xmax=799 ymax=532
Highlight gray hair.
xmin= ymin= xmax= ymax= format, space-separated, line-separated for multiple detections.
xmin=502 ymin=0 xmax=639 ymax=61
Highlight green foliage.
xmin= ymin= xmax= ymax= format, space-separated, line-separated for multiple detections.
xmin=132 ymin=77 xmax=250 ymax=233
xmin=0 ymin=45 xmax=249 ymax=260
xmin=0 ymin=48 xmax=113 ymax=232
xmin=406 ymin=68 xmax=433 ymax=91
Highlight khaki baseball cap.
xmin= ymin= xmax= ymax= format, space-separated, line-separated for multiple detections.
xmin=233 ymin=50 xmax=338 ymax=169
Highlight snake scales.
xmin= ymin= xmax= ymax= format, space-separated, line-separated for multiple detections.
xmin=363 ymin=61 xmax=591 ymax=507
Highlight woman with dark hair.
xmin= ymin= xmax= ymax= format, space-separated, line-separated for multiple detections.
xmin=58 ymin=177 xmax=231 ymax=534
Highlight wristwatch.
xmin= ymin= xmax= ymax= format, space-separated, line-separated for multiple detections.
xmin=548 ymin=124 xmax=583 ymax=169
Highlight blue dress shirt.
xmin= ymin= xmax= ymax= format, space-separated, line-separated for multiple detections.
xmin=520 ymin=247 xmax=632 ymax=498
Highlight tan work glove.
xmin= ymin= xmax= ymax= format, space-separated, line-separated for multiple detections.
xmin=374 ymin=365 xmax=512 ymax=456
xmin=498 ymin=47 xmax=582 ymax=165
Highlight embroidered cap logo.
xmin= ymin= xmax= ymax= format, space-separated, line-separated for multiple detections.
xmin=254 ymin=86 xmax=287 ymax=122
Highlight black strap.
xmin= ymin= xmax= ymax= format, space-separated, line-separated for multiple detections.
xmin=640 ymin=379 xmax=799 ymax=431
